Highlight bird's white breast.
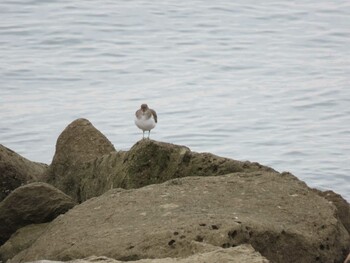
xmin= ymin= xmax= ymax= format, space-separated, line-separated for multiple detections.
xmin=135 ymin=115 xmax=156 ymax=131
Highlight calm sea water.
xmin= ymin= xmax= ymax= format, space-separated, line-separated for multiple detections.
xmin=1 ymin=1 xmax=349 ymax=201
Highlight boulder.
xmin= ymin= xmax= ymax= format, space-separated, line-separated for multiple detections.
xmin=313 ymin=189 xmax=350 ymax=234
xmin=0 ymin=182 xmax=76 ymax=245
xmin=0 ymin=223 xmax=49 ymax=262
xmin=45 ymin=118 xmax=116 ymax=201
xmin=25 ymin=244 xmax=269 ymax=263
xmin=48 ymin=137 xmax=274 ymax=202
xmin=10 ymin=173 xmax=349 ymax=263
xmin=120 ymin=140 xmax=273 ymax=189
xmin=0 ymin=144 xmax=47 ymax=201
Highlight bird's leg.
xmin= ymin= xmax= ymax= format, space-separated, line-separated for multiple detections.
xmin=142 ymin=130 xmax=145 ymax=139
xmin=148 ymin=130 xmax=151 ymax=139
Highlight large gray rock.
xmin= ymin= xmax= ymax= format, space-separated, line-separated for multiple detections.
xmin=45 ymin=118 xmax=116 ymax=202
xmin=0 ymin=144 xmax=47 ymax=201
xmin=0 ymin=182 xmax=76 ymax=245
xmin=10 ymin=173 xmax=350 ymax=263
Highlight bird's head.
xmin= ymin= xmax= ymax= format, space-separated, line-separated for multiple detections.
xmin=141 ymin=104 xmax=148 ymax=112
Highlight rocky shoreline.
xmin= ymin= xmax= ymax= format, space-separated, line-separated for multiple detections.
xmin=0 ymin=118 xmax=349 ymax=263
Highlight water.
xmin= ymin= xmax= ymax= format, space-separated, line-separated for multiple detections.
xmin=1 ymin=1 xmax=349 ymax=201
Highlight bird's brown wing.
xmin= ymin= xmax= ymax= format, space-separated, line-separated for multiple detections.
xmin=150 ymin=109 xmax=158 ymax=123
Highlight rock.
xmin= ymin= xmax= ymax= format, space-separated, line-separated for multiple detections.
xmin=0 ymin=223 xmax=49 ymax=262
xmin=120 ymin=140 xmax=273 ymax=189
xmin=10 ymin=173 xmax=349 ymax=263
xmin=313 ymin=189 xmax=350 ymax=234
xmin=0 ymin=144 xmax=48 ymax=201
xmin=48 ymin=137 xmax=274 ymax=202
xmin=24 ymin=244 xmax=269 ymax=263
xmin=45 ymin=118 xmax=116 ymax=201
xmin=0 ymin=182 xmax=76 ymax=245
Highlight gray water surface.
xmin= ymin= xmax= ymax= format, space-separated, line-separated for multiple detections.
xmin=1 ymin=1 xmax=349 ymax=201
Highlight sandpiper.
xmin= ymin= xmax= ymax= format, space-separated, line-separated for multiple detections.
xmin=135 ymin=104 xmax=157 ymax=139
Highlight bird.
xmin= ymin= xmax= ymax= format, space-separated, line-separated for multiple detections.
xmin=135 ymin=104 xmax=157 ymax=139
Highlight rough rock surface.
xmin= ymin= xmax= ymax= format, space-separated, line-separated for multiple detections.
xmin=0 ymin=223 xmax=49 ymax=262
xmin=47 ymin=132 xmax=274 ymax=202
xmin=10 ymin=173 xmax=349 ymax=263
xmin=0 ymin=144 xmax=47 ymax=201
xmin=24 ymin=244 xmax=269 ymax=263
xmin=313 ymin=189 xmax=350 ymax=235
xmin=45 ymin=118 xmax=116 ymax=202
xmin=0 ymin=182 xmax=76 ymax=245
